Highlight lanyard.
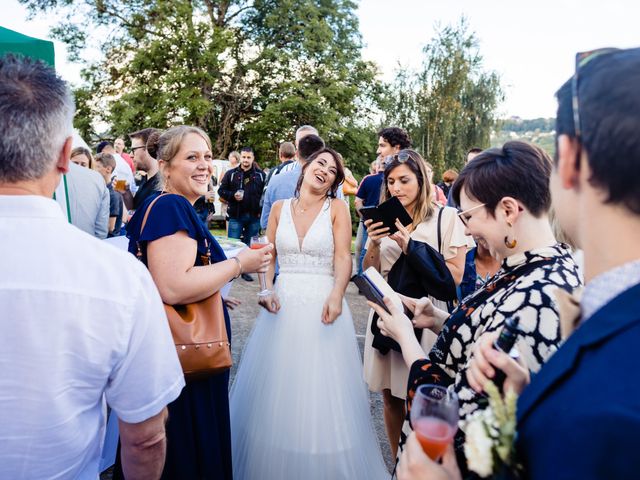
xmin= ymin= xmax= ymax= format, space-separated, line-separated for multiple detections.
xmin=52 ymin=174 xmax=72 ymax=223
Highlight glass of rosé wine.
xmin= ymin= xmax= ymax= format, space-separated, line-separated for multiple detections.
xmin=410 ymin=384 xmax=459 ymax=460
xmin=250 ymin=235 xmax=271 ymax=297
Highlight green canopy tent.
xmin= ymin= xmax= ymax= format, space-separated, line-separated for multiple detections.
xmin=0 ymin=26 xmax=55 ymax=67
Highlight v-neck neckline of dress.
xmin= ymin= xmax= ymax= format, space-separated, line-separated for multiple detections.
xmin=289 ymin=198 xmax=328 ymax=252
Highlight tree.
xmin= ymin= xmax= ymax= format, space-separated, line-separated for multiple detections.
xmin=21 ymin=0 xmax=382 ymax=172
xmin=383 ymin=19 xmax=504 ymax=177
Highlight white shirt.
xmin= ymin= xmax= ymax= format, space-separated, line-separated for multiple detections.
xmin=112 ymin=152 xmax=137 ymax=194
xmin=0 ymin=195 xmax=185 ymax=479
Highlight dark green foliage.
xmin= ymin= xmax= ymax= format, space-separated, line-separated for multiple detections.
xmin=20 ymin=4 xmax=503 ymax=180
xmin=21 ymin=0 xmax=381 ymax=172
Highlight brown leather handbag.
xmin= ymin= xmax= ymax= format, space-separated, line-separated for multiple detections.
xmin=137 ymin=194 xmax=232 ymax=381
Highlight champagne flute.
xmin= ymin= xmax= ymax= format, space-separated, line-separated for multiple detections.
xmin=410 ymin=384 xmax=459 ymax=460
xmin=249 ymin=235 xmax=271 ymax=297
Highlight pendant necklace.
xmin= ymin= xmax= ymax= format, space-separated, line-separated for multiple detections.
xmin=295 ymin=198 xmax=322 ymax=215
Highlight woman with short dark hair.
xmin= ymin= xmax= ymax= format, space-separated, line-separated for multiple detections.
xmin=370 ymin=141 xmax=582 ymax=471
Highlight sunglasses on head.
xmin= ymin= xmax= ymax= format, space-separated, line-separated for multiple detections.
xmin=571 ymin=48 xmax=619 ymax=139
xmin=384 ymin=150 xmax=414 ymax=166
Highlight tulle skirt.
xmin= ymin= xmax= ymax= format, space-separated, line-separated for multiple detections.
xmin=230 ymin=272 xmax=389 ymax=480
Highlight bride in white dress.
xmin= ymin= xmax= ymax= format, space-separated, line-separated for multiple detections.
xmin=230 ymin=148 xmax=389 ymax=480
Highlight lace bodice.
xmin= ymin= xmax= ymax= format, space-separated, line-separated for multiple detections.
xmin=276 ymin=198 xmax=334 ymax=276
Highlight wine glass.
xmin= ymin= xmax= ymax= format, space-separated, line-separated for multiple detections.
xmin=249 ymin=235 xmax=271 ymax=297
xmin=410 ymin=384 xmax=459 ymax=460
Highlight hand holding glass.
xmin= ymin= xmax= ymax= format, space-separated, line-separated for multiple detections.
xmin=250 ymin=235 xmax=272 ymax=297
xmin=410 ymin=384 xmax=459 ymax=460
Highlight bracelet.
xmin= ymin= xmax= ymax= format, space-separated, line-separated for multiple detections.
xmin=231 ymin=256 xmax=243 ymax=280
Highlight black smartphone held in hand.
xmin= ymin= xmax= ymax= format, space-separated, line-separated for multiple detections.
xmin=351 ymin=267 xmax=405 ymax=314
xmin=360 ymin=196 xmax=412 ymax=235
xmin=351 ymin=274 xmax=389 ymax=313
xmin=492 ymin=316 xmax=522 ymax=391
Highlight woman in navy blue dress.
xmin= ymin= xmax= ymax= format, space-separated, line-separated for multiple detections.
xmin=114 ymin=126 xmax=272 ymax=479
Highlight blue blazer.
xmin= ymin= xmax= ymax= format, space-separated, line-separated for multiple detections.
xmin=516 ymin=282 xmax=640 ymax=479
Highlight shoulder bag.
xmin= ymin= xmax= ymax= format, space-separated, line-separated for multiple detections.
xmin=137 ymin=195 xmax=232 ymax=381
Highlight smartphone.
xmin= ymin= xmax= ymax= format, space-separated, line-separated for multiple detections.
xmin=351 ymin=267 xmax=404 ymax=314
xmin=359 ymin=205 xmax=379 ymax=224
xmin=351 ymin=274 xmax=390 ymax=313
xmin=360 ymin=196 xmax=412 ymax=235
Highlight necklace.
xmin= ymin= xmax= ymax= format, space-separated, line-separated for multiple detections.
xmin=294 ymin=197 xmax=324 ymax=215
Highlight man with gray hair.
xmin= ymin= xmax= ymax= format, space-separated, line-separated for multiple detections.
xmin=0 ymin=55 xmax=184 ymax=479
xmin=278 ymin=125 xmax=319 ymax=174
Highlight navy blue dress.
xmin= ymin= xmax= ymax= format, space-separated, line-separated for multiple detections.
xmin=115 ymin=193 xmax=232 ymax=480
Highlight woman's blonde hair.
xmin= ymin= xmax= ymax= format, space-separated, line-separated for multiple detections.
xmin=228 ymin=150 xmax=241 ymax=164
xmin=151 ymin=126 xmax=212 ymax=163
xmin=148 ymin=126 xmax=212 ymax=187
xmin=380 ymin=149 xmax=435 ymax=228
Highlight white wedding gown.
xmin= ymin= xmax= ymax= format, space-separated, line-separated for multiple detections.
xmin=230 ymin=198 xmax=389 ymax=480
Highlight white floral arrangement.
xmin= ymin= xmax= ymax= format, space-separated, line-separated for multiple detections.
xmin=463 ymin=382 xmax=521 ymax=478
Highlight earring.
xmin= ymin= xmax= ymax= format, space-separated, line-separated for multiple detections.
xmin=504 ymin=222 xmax=517 ymax=249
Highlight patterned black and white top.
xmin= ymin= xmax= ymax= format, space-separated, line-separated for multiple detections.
xmin=403 ymin=244 xmax=582 ymax=452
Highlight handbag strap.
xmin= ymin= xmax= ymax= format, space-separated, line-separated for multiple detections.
xmin=136 ymin=193 xmax=211 ymax=265
xmin=138 ymin=193 xmax=165 ymax=236
xmin=436 ymin=206 xmax=444 ymax=254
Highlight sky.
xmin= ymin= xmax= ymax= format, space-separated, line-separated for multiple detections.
xmin=3 ymin=0 xmax=640 ymax=118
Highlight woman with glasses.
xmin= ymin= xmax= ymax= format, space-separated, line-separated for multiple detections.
xmin=362 ymin=149 xmax=470 ymax=459
xmin=369 ymin=141 xmax=582 ymax=471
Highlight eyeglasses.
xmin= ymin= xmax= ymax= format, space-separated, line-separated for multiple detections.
xmin=457 ymin=203 xmax=485 ymax=227
xmin=131 ymin=145 xmax=146 ymax=153
xmin=571 ymin=48 xmax=619 ymax=138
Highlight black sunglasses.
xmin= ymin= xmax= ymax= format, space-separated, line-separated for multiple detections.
xmin=131 ymin=145 xmax=146 ymax=153
xmin=571 ymin=48 xmax=619 ymax=138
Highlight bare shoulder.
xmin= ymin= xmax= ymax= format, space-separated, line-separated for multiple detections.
xmin=330 ymin=198 xmax=349 ymax=217
xmin=272 ymin=199 xmax=285 ymax=216
xmin=267 ymin=199 xmax=285 ymax=230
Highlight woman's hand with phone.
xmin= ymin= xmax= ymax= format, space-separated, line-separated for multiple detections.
xmin=364 ymin=218 xmax=390 ymax=246
xmin=467 ymin=332 xmax=530 ymax=395
xmin=367 ymin=297 xmax=414 ymax=343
